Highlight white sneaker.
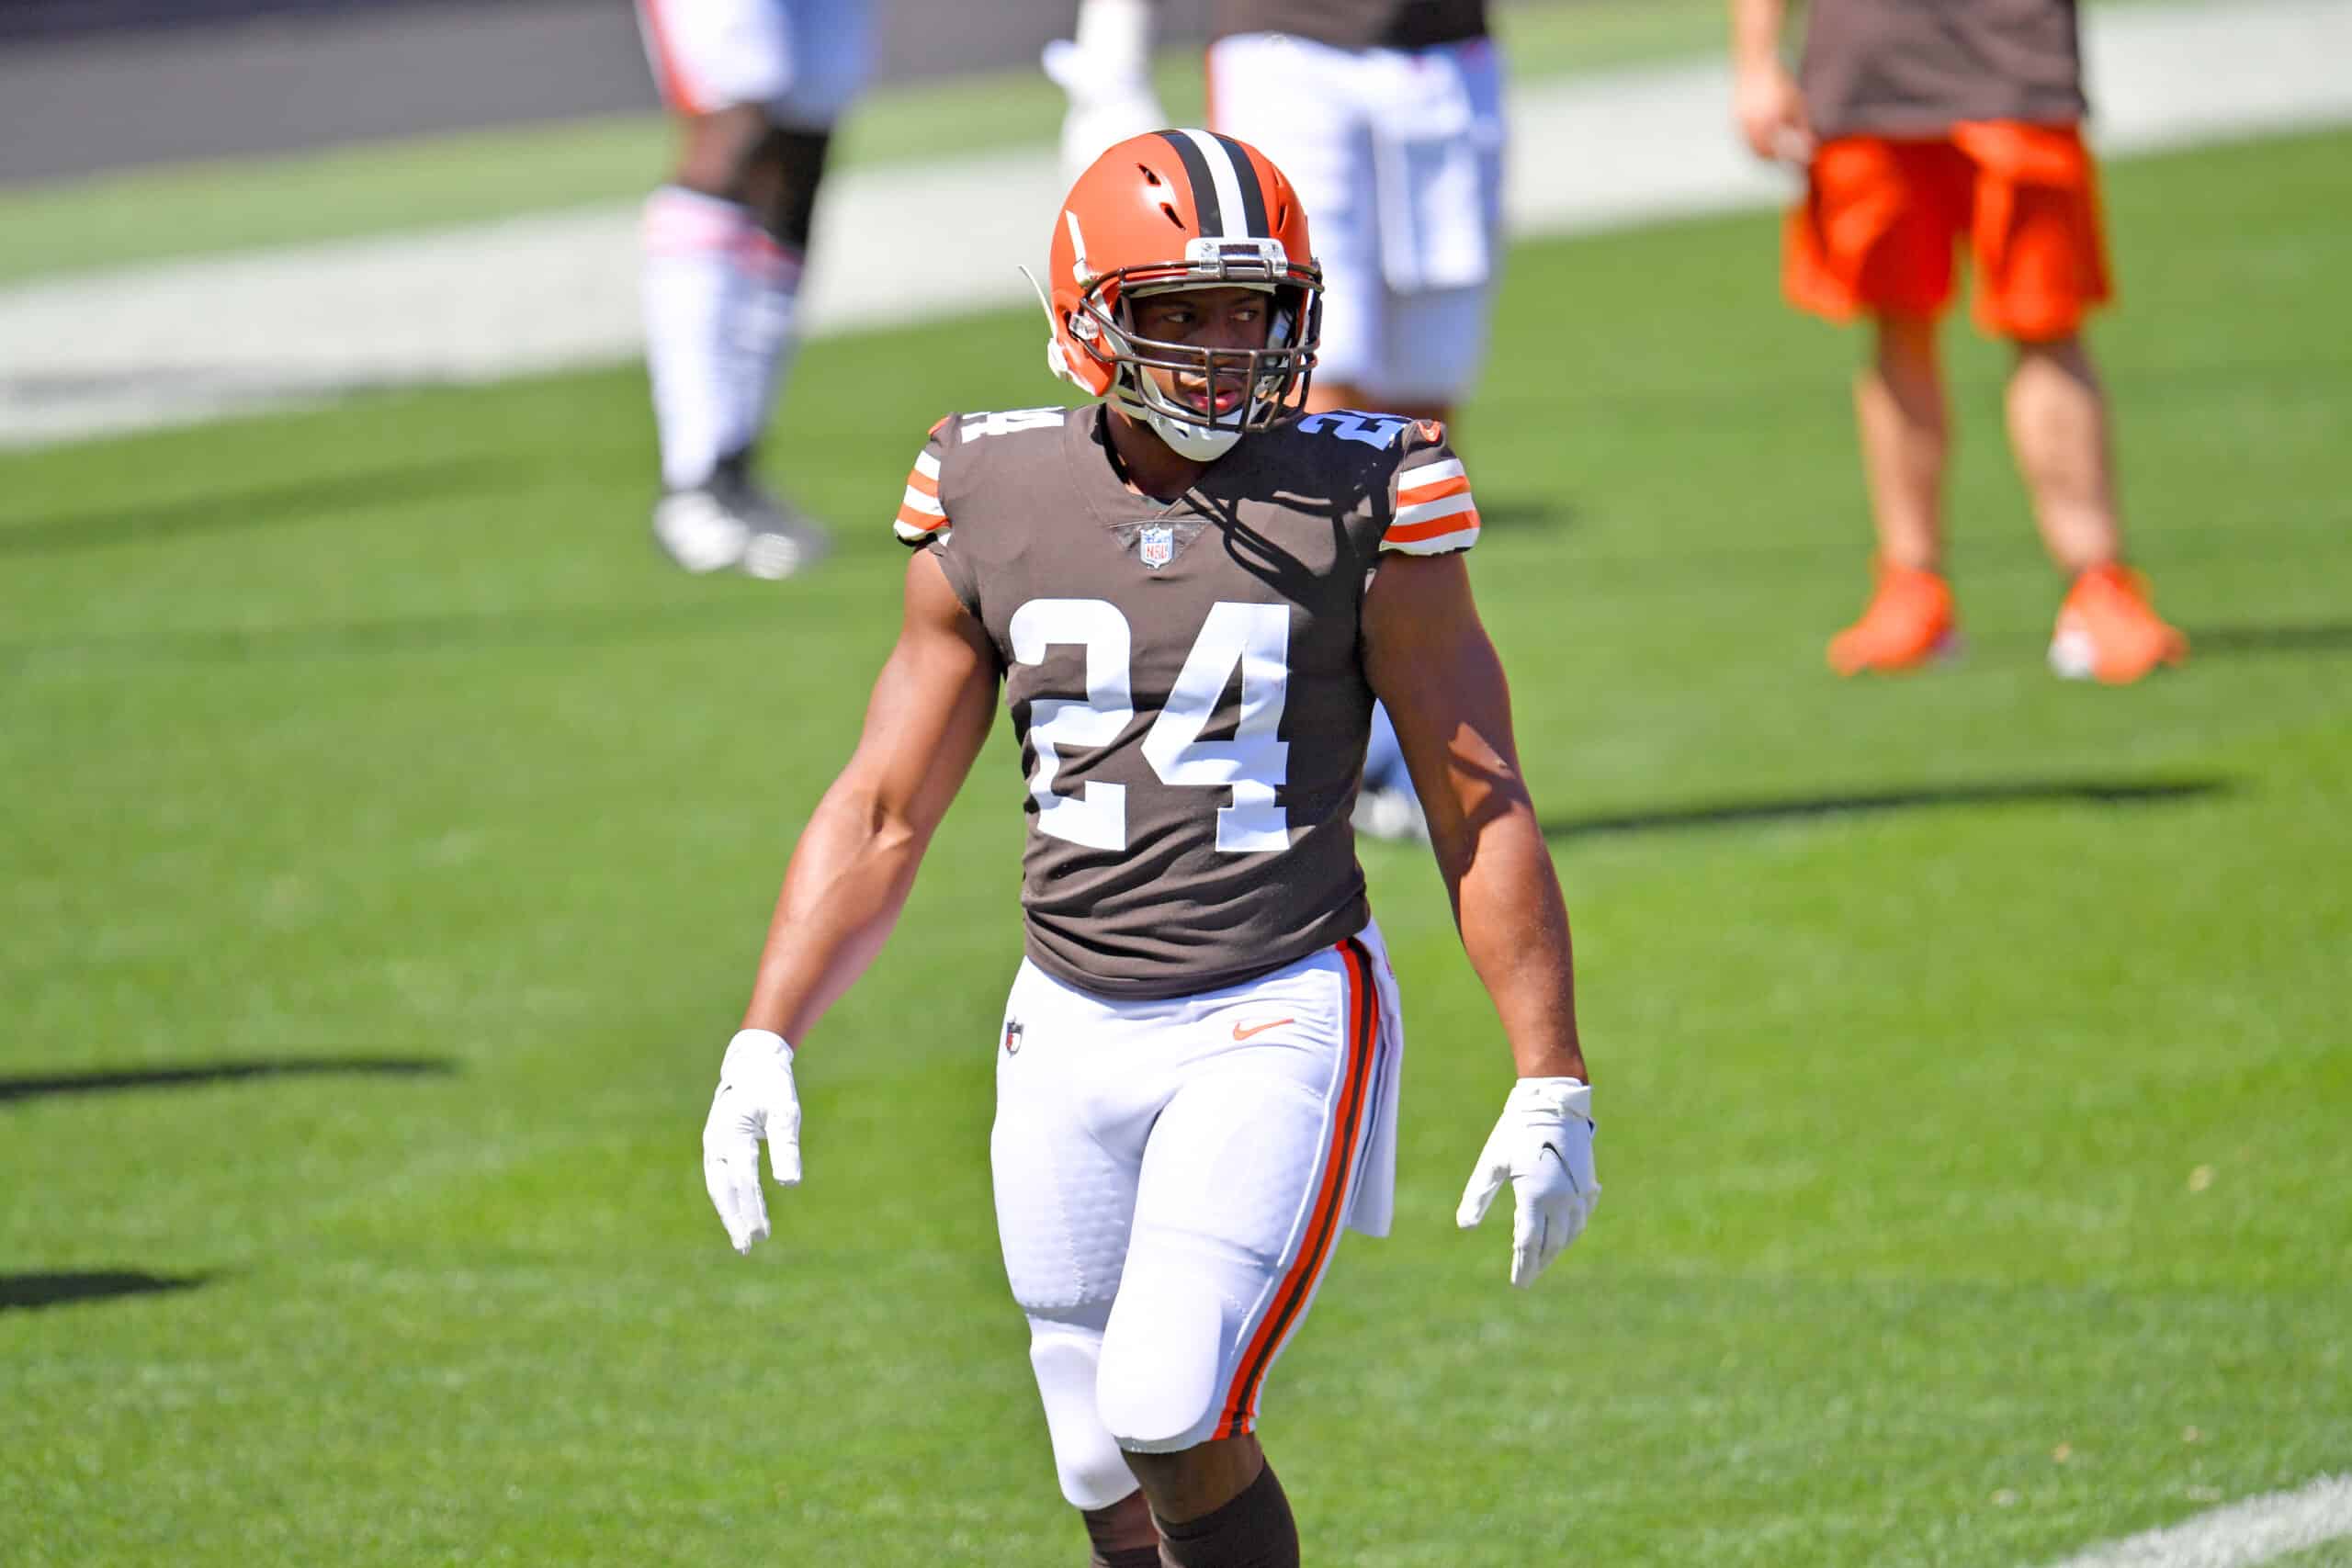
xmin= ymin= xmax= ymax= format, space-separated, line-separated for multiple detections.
xmin=711 ymin=459 xmax=832 ymax=581
xmin=736 ymin=513 xmax=831 ymax=580
xmin=651 ymin=488 xmax=750 ymax=574
xmin=1351 ymin=784 xmax=1429 ymax=843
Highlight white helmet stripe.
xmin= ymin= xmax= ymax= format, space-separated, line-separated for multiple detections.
xmin=1176 ymin=128 xmax=1250 ymax=240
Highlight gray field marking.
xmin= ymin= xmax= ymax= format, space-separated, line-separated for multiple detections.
xmin=4 ymin=0 xmax=2350 ymax=451
xmin=2040 ymin=1475 xmax=2352 ymax=1568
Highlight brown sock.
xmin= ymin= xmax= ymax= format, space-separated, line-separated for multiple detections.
xmin=1153 ymin=1461 xmax=1297 ymax=1568
xmin=1082 ymin=1488 xmax=1162 ymax=1568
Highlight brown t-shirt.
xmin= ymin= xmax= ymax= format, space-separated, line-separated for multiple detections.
xmin=1800 ymin=0 xmax=2086 ymax=141
xmin=895 ymin=403 xmax=1480 ymax=999
xmin=1211 ymin=0 xmax=1487 ymax=51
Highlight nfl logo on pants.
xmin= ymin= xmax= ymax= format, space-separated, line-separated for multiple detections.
xmin=1138 ymin=525 xmax=1174 ymax=570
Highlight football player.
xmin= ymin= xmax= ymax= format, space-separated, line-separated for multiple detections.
xmin=634 ymin=0 xmax=869 ymax=579
xmin=1732 ymin=0 xmax=2188 ymax=682
xmin=698 ymin=132 xmax=1600 ymax=1568
xmin=1046 ymin=0 xmax=1509 ymax=836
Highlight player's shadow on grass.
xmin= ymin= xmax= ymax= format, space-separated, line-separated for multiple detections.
xmin=0 ymin=459 xmax=507 ymax=557
xmin=0 ymin=1055 xmax=455 ymax=1104
xmin=1541 ymin=776 xmax=2225 ymax=842
xmin=1 ymin=1271 xmax=210 ymax=1312
xmin=2188 ymin=621 xmax=2352 ymax=658
xmin=1474 ymin=498 xmax=1577 ymax=534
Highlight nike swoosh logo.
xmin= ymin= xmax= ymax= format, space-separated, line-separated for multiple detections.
xmin=1540 ymin=1142 xmax=1581 ymax=1193
xmin=1231 ymin=1017 xmax=1296 ymax=1042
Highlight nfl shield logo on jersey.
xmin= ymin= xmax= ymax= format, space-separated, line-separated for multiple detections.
xmin=1138 ymin=525 xmax=1175 ymax=570
xmin=1002 ymin=1021 xmax=1023 ymax=1056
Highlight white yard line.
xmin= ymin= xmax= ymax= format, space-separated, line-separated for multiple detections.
xmin=5 ymin=0 xmax=2351 ymax=451
xmin=2039 ymin=1474 xmax=2352 ymax=1568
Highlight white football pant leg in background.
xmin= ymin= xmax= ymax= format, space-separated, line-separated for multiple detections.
xmin=1211 ymin=33 xmax=1505 ymax=407
xmin=1363 ymin=38 xmax=1506 ymax=402
xmin=992 ymin=935 xmax=1395 ymax=1496
xmin=636 ymin=0 xmax=869 ymax=123
xmin=1209 ymin=34 xmax=1383 ymax=391
xmin=767 ymin=0 xmax=871 ymax=130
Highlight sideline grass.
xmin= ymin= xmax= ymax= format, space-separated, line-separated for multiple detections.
xmin=3 ymin=127 xmax=2347 ymax=1566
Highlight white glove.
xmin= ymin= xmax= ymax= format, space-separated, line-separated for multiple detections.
xmin=702 ymin=1028 xmax=801 ymax=1255
xmin=1456 ymin=1077 xmax=1600 ymax=1289
xmin=1043 ymin=0 xmax=1167 ymax=186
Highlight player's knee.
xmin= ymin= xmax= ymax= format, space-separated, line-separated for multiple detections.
xmin=1095 ymin=1274 xmax=1227 ymax=1453
xmin=673 ymin=105 xmax=775 ymax=201
xmin=1030 ymin=1324 xmax=1136 ymax=1510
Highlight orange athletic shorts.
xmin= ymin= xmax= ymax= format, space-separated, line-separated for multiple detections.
xmin=1785 ymin=121 xmax=2113 ymax=342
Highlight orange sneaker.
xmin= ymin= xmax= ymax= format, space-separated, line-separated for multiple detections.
xmin=1827 ymin=561 xmax=1960 ymax=675
xmin=2048 ymin=564 xmax=2188 ymax=683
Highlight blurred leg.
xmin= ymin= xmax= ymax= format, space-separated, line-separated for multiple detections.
xmin=2006 ymin=333 xmax=2120 ymax=575
xmin=1856 ymin=310 xmax=1949 ymax=572
xmin=644 ymin=106 xmax=775 ymax=499
xmin=1826 ymin=311 xmax=1961 ymax=673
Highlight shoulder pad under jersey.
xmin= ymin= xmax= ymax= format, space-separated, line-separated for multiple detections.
xmin=1379 ymin=418 xmax=1480 ymax=557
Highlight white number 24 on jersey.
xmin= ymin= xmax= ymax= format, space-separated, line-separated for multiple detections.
xmin=1009 ymin=598 xmax=1290 ymax=854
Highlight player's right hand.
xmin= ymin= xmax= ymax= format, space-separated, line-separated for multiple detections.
xmin=701 ymin=1028 xmax=801 ymax=1255
xmin=1043 ymin=0 xmax=1167 ymax=186
xmin=1733 ymin=59 xmax=1815 ymax=164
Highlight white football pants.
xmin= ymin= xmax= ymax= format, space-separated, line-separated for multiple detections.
xmin=635 ymin=0 xmax=870 ymax=128
xmin=992 ymin=924 xmax=1404 ymax=1510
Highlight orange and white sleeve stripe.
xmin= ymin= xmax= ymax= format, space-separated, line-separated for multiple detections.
xmin=892 ymin=450 xmax=948 ymax=543
xmin=1380 ymin=458 xmax=1479 ymax=555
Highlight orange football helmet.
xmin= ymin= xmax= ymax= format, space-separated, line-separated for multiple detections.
xmin=1045 ymin=129 xmax=1322 ymax=459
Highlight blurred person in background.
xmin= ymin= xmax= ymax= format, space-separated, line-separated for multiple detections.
xmin=1047 ymin=0 xmax=1505 ymax=833
xmin=1731 ymin=0 xmax=2187 ymax=683
xmin=634 ymin=0 xmax=870 ymax=579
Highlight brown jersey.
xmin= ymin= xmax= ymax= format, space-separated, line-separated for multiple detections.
xmin=1211 ymin=0 xmax=1487 ymax=51
xmin=1799 ymin=0 xmax=2086 ymax=141
xmin=893 ymin=403 xmax=1481 ymax=1000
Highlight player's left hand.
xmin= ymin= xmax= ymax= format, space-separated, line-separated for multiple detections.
xmin=1456 ymin=1077 xmax=1600 ymax=1288
xmin=701 ymin=1028 xmax=801 ymax=1255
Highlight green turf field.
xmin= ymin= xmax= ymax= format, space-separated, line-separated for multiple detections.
xmin=4 ymin=126 xmax=2348 ymax=1566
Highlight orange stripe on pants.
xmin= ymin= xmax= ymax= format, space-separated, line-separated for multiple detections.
xmin=1212 ymin=937 xmax=1379 ymax=1439
xmin=638 ymin=0 xmax=707 ymax=117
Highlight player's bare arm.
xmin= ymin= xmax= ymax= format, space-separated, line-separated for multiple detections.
xmin=1364 ymin=548 xmax=1601 ymax=1287
xmin=702 ymin=548 xmax=996 ymax=1254
xmin=1363 ymin=550 xmax=1583 ymax=1080
xmin=741 ymin=547 xmax=999 ymax=1043
xmin=1730 ymin=0 xmax=1814 ymax=163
